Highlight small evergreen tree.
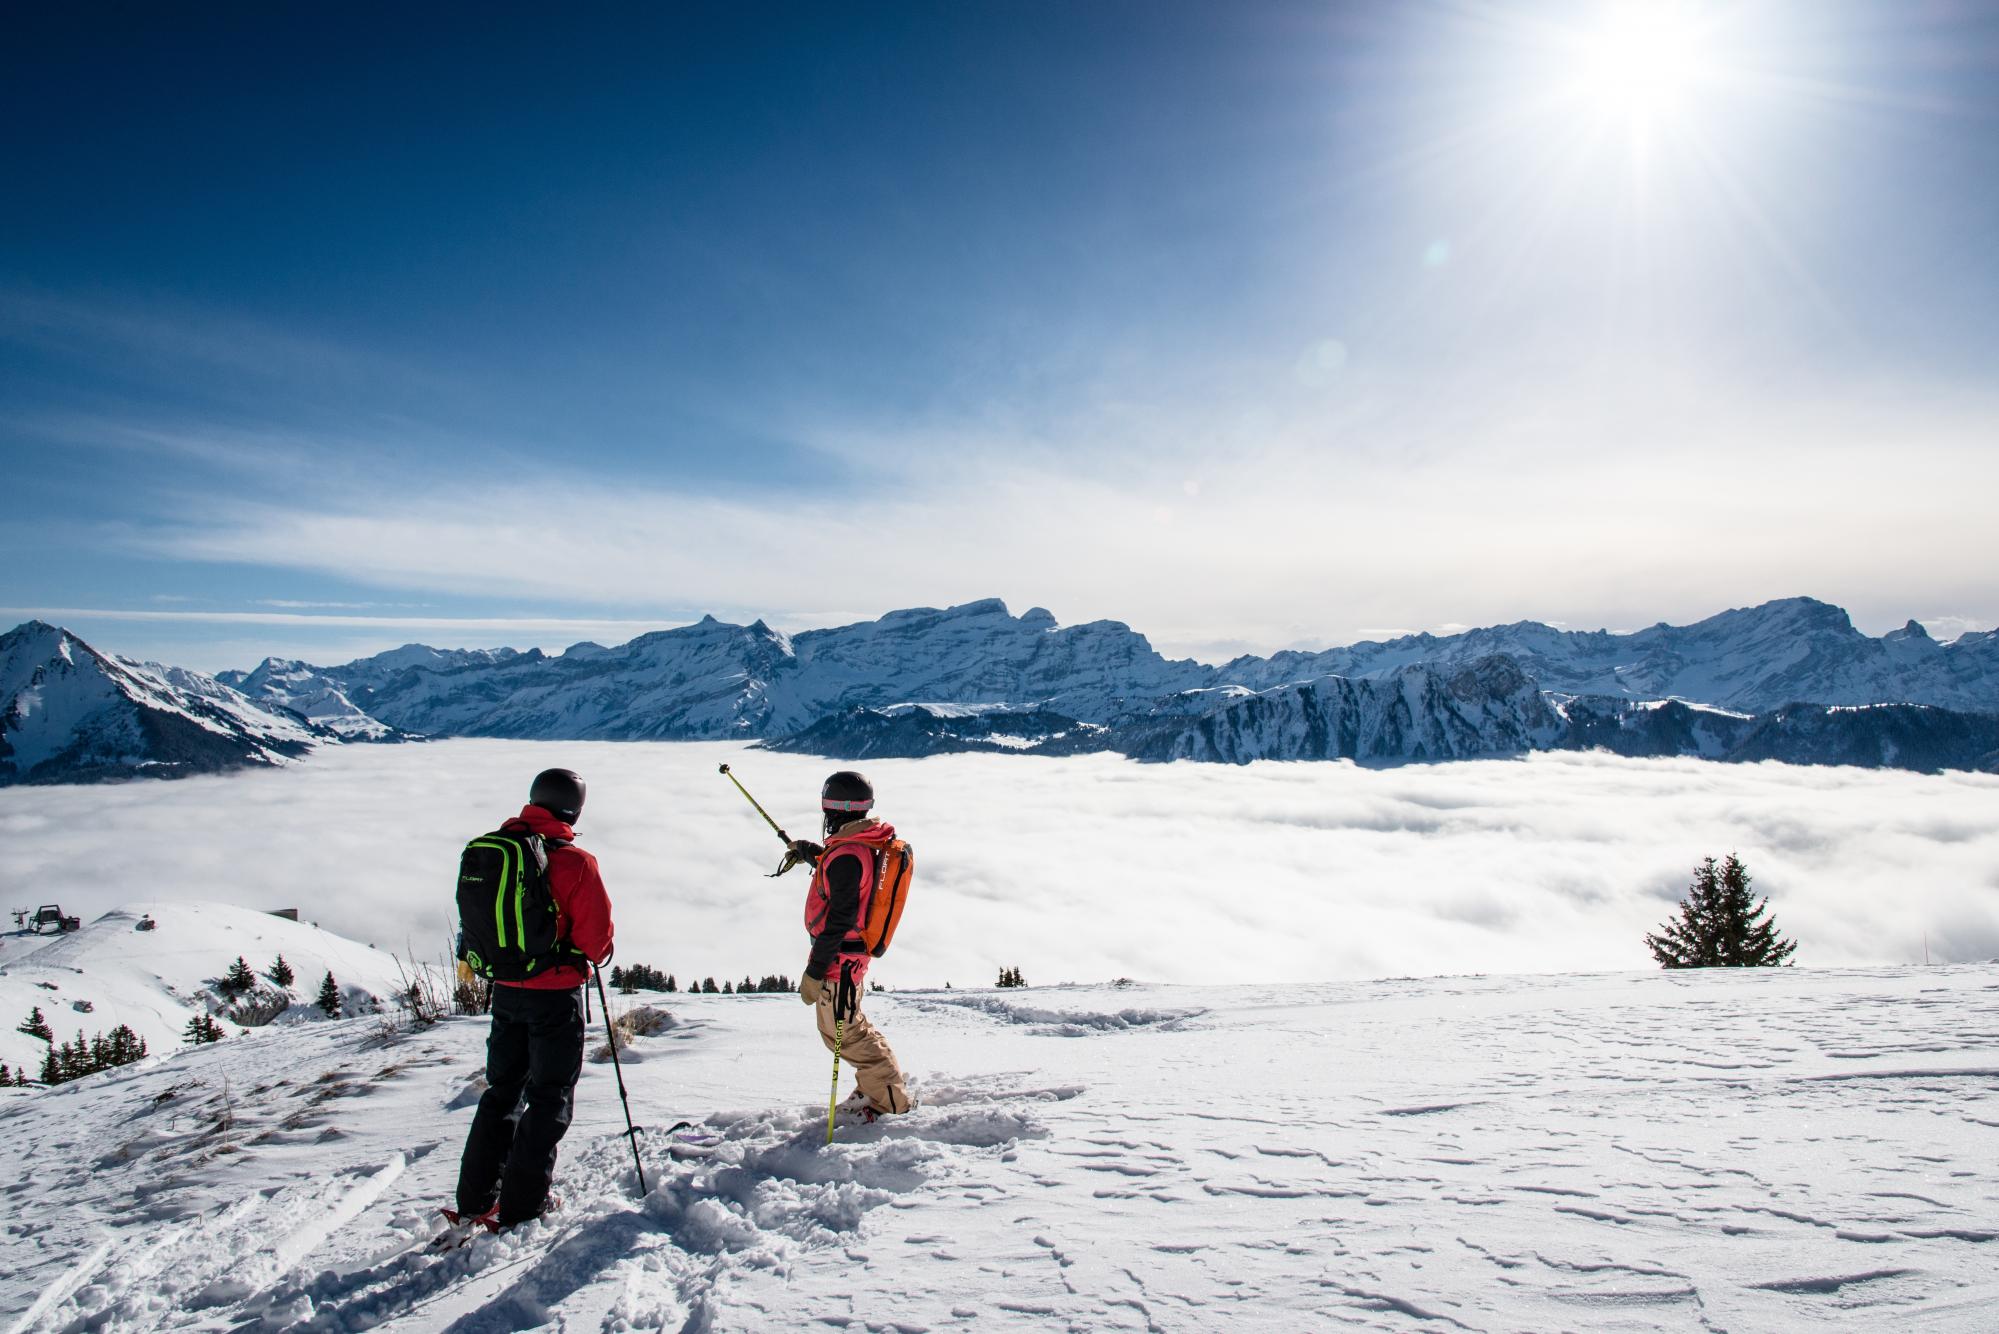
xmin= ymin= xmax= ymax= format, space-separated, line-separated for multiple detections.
xmin=40 ymin=1049 xmax=60 ymax=1084
xmin=184 ymin=1013 xmax=226 ymax=1045
xmin=267 ymin=955 xmax=295 ymax=989
xmin=316 ymin=971 xmax=342 ymax=1017
xmin=722 ymin=980 xmax=734 ymax=994
xmin=220 ymin=956 xmax=257 ymax=997
xmin=1647 ymin=854 xmax=1797 ymax=968
xmin=663 ymin=974 xmax=678 ymax=993
xmin=997 ymin=966 xmax=1027 ymax=988
xmin=0 ymin=1062 xmax=10 ymax=1084
xmin=17 ymin=1006 xmax=53 ymax=1042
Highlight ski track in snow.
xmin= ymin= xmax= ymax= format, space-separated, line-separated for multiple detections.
xmin=4 ymin=967 xmax=1998 ymax=1331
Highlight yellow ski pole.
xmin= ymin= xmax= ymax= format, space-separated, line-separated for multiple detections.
xmin=826 ymin=1016 xmax=843 ymax=1146
xmin=718 ymin=763 xmax=791 ymax=845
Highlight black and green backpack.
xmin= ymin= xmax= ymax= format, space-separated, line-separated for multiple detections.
xmin=455 ymin=828 xmax=583 ymax=981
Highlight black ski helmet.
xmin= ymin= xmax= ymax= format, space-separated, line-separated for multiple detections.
xmin=820 ymin=770 xmax=874 ymax=815
xmin=529 ymin=768 xmax=586 ymax=824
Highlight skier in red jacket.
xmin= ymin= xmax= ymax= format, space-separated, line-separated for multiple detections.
xmin=453 ymin=768 xmax=614 ymax=1229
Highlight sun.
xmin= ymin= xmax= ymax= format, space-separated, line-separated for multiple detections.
xmin=1568 ymin=3 xmax=1716 ymax=128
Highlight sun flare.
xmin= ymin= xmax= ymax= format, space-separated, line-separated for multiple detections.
xmin=1570 ymin=4 xmax=1714 ymax=127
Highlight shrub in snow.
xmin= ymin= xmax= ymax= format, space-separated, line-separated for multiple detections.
xmin=224 ymin=988 xmax=291 ymax=1027
xmin=184 ymin=1013 xmax=226 ymax=1045
xmin=452 ymin=971 xmax=491 ymax=1016
xmin=1646 ymin=854 xmax=1798 ymax=968
xmin=589 ymin=1004 xmax=676 ymax=1062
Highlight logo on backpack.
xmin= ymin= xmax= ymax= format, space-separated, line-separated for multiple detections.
xmin=454 ymin=829 xmax=579 ymax=981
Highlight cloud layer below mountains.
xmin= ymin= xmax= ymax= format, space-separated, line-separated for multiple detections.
xmin=4 ymin=742 xmax=1995 ymax=986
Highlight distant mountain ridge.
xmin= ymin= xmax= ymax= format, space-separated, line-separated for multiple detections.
xmin=1 ymin=621 xmax=326 ymax=785
xmin=5 ymin=596 xmax=1997 ymax=783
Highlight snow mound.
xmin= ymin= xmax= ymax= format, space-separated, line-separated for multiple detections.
xmin=0 ymin=901 xmax=414 ymax=1073
xmin=911 ymin=991 xmax=1204 ymax=1036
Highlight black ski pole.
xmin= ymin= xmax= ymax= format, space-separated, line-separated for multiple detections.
xmin=593 ymin=965 xmax=647 ymax=1195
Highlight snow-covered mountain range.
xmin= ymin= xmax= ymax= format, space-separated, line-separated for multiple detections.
xmin=8 ymin=596 xmax=1999 ymax=783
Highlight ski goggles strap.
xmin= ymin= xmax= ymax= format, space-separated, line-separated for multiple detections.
xmin=821 ymin=797 xmax=874 ymax=812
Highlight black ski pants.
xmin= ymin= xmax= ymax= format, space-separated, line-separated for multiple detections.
xmin=456 ymin=983 xmax=585 ymax=1225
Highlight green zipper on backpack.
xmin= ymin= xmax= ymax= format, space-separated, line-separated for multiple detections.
xmin=471 ymin=838 xmax=517 ymax=950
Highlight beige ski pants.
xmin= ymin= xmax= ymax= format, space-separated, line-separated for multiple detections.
xmin=815 ymin=976 xmax=911 ymax=1114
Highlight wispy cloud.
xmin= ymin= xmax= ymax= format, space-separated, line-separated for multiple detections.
xmin=0 ymin=607 xmax=677 ymax=638
xmin=102 ymin=373 xmax=1999 ymax=657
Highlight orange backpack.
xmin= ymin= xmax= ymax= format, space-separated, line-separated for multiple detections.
xmin=860 ymin=838 xmax=914 ymax=957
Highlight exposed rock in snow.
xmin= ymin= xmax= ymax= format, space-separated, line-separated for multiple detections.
xmin=1108 ymin=655 xmax=1566 ymax=764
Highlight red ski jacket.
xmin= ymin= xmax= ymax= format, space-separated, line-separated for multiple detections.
xmin=496 ymin=804 xmax=614 ymax=990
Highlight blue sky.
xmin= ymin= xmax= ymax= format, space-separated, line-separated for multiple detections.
xmin=4 ymin=0 xmax=1996 ymax=671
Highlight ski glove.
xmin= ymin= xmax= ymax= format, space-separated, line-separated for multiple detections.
xmin=799 ymin=973 xmax=824 ymax=1006
xmin=770 ymin=839 xmax=824 ymax=878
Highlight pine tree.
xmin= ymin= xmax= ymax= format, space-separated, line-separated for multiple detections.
xmin=17 ymin=1006 xmax=53 ymax=1042
xmin=0 ymin=1062 xmax=10 ymax=1084
xmin=60 ymin=1033 xmax=88 ymax=1080
xmin=316 ymin=971 xmax=342 ymax=1017
xmin=39 ymin=1049 xmax=60 ymax=1085
xmin=663 ymin=974 xmax=678 ymax=993
xmin=722 ymin=980 xmax=734 ymax=994
xmin=1647 ymin=854 xmax=1797 ymax=968
xmin=220 ymin=956 xmax=257 ymax=997
xmin=184 ymin=1013 xmax=225 ymax=1045
xmin=267 ymin=955 xmax=295 ymax=989
xmin=701 ymin=977 xmax=718 ymax=994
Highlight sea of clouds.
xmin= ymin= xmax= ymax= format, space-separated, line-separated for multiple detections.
xmin=2 ymin=741 xmax=1995 ymax=987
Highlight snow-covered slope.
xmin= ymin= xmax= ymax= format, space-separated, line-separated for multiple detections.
xmin=4 ymin=963 xmax=1995 ymax=1331
xmin=0 ymin=901 xmax=415 ymax=1075
xmin=0 ymin=622 xmax=327 ymax=785
xmin=218 ymin=658 xmax=401 ymax=740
